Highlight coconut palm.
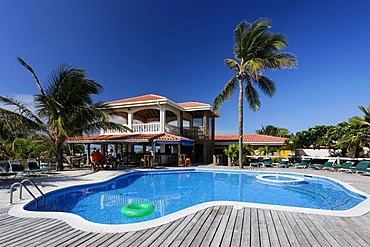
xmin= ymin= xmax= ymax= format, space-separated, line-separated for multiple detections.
xmin=213 ymin=18 xmax=297 ymax=168
xmin=0 ymin=57 xmax=129 ymax=170
xmin=339 ymin=105 xmax=370 ymax=157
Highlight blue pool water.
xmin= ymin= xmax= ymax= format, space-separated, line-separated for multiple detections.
xmin=25 ymin=169 xmax=366 ymax=224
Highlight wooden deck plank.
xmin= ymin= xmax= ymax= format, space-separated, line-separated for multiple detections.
xmin=250 ymin=208 xmax=260 ymax=247
xmin=290 ymin=212 xmax=320 ymax=246
xmin=220 ymin=206 xmax=238 ymax=246
xmin=341 ymin=217 xmax=370 ymax=244
xmin=263 ymin=209 xmax=280 ymax=247
xmin=200 ymin=205 xmax=227 ymax=247
xmin=258 ymin=208 xmax=270 ymax=247
xmin=209 ymin=206 xmax=233 ymax=247
xmin=158 ymin=212 xmax=199 ymax=246
xmin=0 ymin=219 xmax=67 ymax=245
xmin=12 ymin=221 xmax=75 ymax=246
xmin=138 ymin=221 xmax=179 ymax=247
xmin=123 ymin=228 xmax=157 ymax=246
xmin=108 ymin=231 xmax=139 ymax=247
xmin=170 ymin=208 xmax=210 ymax=246
xmin=230 ymin=207 xmax=244 ymax=247
xmin=304 ymin=213 xmax=340 ymax=246
xmin=276 ymin=210 xmax=300 ymax=247
xmin=298 ymin=213 xmax=332 ymax=247
xmin=283 ymin=211 xmax=310 ymax=246
xmin=190 ymin=206 xmax=221 ymax=247
xmin=146 ymin=216 xmax=187 ymax=246
xmin=71 ymin=232 xmax=100 ymax=246
xmin=270 ymin=210 xmax=289 ymax=247
xmin=59 ymin=230 xmax=100 ymax=246
xmin=310 ymin=214 xmax=352 ymax=246
xmin=328 ymin=216 xmax=370 ymax=246
xmin=240 ymin=207 xmax=251 ymax=247
xmin=180 ymin=207 xmax=214 ymax=246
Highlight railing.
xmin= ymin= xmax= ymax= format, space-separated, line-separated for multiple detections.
xmin=100 ymin=123 xmax=209 ymax=140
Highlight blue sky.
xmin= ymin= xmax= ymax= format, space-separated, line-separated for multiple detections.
xmin=1 ymin=0 xmax=370 ymax=135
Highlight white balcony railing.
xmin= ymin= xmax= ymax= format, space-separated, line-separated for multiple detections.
xmin=100 ymin=122 xmax=207 ymax=140
xmin=101 ymin=123 xmax=161 ymax=135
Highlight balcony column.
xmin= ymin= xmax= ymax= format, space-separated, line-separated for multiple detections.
xmin=159 ymin=106 xmax=165 ymax=133
xmin=179 ymin=112 xmax=183 ymax=136
xmin=127 ymin=110 xmax=133 ymax=129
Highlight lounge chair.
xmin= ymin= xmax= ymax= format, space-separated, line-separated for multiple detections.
xmin=311 ymin=158 xmax=337 ymax=170
xmin=330 ymin=161 xmax=354 ymax=171
xmin=339 ymin=161 xmax=370 ymax=173
xmin=27 ymin=158 xmax=56 ymax=173
xmin=0 ymin=166 xmax=17 ymax=179
xmin=8 ymin=160 xmax=42 ymax=175
xmin=249 ymin=157 xmax=260 ymax=167
xmin=276 ymin=159 xmax=289 ymax=168
xmin=262 ymin=158 xmax=273 ymax=167
xmin=293 ymin=159 xmax=310 ymax=169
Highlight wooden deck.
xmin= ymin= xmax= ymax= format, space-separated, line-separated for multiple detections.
xmin=2 ymin=167 xmax=370 ymax=246
xmin=1 ymin=204 xmax=370 ymax=246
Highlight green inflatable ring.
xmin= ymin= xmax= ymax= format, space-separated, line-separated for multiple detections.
xmin=121 ymin=202 xmax=155 ymax=218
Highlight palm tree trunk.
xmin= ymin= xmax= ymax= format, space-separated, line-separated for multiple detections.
xmin=238 ymin=79 xmax=243 ymax=169
xmin=55 ymin=144 xmax=64 ymax=171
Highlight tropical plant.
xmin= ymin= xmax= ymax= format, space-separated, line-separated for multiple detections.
xmin=0 ymin=57 xmax=129 ymax=170
xmin=213 ymin=18 xmax=297 ymax=168
xmin=339 ymin=105 xmax=370 ymax=157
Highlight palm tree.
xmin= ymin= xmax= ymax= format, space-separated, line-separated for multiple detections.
xmin=0 ymin=57 xmax=129 ymax=170
xmin=339 ymin=105 xmax=370 ymax=157
xmin=213 ymin=18 xmax=297 ymax=168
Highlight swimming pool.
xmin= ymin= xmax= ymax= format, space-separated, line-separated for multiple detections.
xmin=24 ymin=169 xmax=366 ymax=226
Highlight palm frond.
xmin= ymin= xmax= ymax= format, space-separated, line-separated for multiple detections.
xmin=17 ymin=57 xmax=45 ymax=95
xmin=225 ymin=58 xmax=239 ymax=70
xmin=233 ymin=20 xmax=248 ymax=61
xmin=245 ymin=81 xmax=260 ymax=112
xmin=255 ymin=76 xmax=276 ymax=97
xmin=213 ymin=75 xmax=238 ymax=110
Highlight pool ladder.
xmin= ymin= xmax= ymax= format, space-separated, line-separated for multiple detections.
xmin=10 ymin=179 xmax=45 ymax=210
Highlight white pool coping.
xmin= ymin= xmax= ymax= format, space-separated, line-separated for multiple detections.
xmin=8 ymin=168 xmax=370 ymax=233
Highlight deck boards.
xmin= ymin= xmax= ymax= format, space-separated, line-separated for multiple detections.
xmin=1 ymin=206 xmax=370 ymax=246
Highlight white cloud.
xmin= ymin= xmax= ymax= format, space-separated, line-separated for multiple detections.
xmin=0 ymin=94 xmax=37 ymax=113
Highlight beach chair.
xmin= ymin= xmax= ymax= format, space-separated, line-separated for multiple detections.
xmin=276 ymin=159 xmax=289 ymax=168
xmin=311 ymin=158 xmax=337 ymax=170
xmin=0 ymin=165 xmax=17 ymax=179
xmin=339 ymin=161 xmax=370 ymax=173
xmin=249 ymin=157 xmax=260 ymax=167
xmin=329 ymin=161 xmax=354 ymax=172
xmin=293 ymin=159 xmax=309 ymax=169
xmin=27 ymin=158 xmax=56 ymax=173
xmin=262 ymin=158 xmax=273 ymax=167
xmin=8 ymin=160 xmax=41 ymax=175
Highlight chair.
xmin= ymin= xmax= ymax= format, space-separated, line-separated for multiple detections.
xmin=0 ymin=165 xmax=17 ymax=179
xmin=276 ymin=159 xmax=289 ymax=168
xmin=27 ymin=158 xmax=56 ymax=173
xmin=8 ymin=160 xmax=41 ymax=175
xmin=339 ymin=161 xmax=370 ymax=173
xmin=249 ymin=157 xmax=260 ymax=167
xmin=311 ymin=158 xmax=337 ymax=170
xmin=329 ymin=161 xmax=354 ymax=171
xmin=293 ymin=159 xmax=310 ymax=168
xmin=262 ymin=158 xmax=273 ymax=167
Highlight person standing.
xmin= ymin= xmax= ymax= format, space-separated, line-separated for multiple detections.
xmin=91 ymin=148 xmax=103 ymax=171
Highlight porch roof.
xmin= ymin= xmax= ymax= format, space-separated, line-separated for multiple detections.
xmin=66 ymin=132 xmax=194 ymax=145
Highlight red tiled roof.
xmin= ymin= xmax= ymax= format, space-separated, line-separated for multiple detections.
xmin=215 ymin=134 xmax=287 ymax=143
xmin=177 ymin=102 xmax=211 ymax=108
xmin=68 ymin=133 xmax=192 ymax=142
xmin=106 ymin=94 xmax=166 ymax=105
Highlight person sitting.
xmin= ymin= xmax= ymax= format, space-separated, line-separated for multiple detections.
xmin=108 ymin=149 xmax=117 ymax=169
xmin=91 ymin=148 xmax=103 ymax=171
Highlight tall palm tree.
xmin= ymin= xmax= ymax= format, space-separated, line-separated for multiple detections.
xmin=213 ymin=18 xmax=297 ymax=168
xmin=0 ymin=57 xmax=129 ymax=170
